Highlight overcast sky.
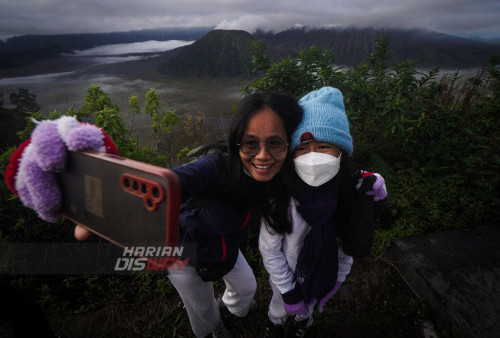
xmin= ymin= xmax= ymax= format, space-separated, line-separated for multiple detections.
xmin=1 ymin=0 xmax=499 ymax=42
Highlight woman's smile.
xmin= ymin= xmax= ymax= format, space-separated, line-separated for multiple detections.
xmin=239 ymin=108 xmax=287 ymax=182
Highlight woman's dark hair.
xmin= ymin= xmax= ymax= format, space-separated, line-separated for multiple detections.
xmin=335 ymin=152 xmax=363 ymax=236
xmin=225 ymin=92 xmax=302 ymax=199
xmin=228 ymin=92 xmax=303 ymax=232
xmin=227 ymin=92 xmax=303 ymax=151
xmin=188 ymin=92 xmax=303 ymax=229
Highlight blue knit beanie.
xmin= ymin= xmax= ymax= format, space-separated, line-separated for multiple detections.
xmin=291 ymin=87 xmax=353 ymax=155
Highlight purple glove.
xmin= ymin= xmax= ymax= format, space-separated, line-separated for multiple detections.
xmin=6 ymin=116 xmax=118 ymax=223
xmin=282 ymin=284 xmax=309 ymax=316
xmin=16 ymin=145 xmax=63 ymax=222
xmin=318 ymin=281 xmax=342 ymax=313
xmin=284 ymin=299 xmax=308 ymax=316
xmin=358 ymin=172 xmax=387 ymax=201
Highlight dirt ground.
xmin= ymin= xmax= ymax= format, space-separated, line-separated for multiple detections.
xmin=32 ymin=254 xmax=446 ymax=338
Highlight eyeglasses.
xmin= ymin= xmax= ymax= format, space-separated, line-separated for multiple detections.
xmin=238 ymin=138 xmax=289 ymax=157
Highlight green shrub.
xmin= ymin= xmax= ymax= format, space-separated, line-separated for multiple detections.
xmin=247 ymin=38 xmax=500 ymax=248
xmin=1 ymin=40 xmax=498 ymax=337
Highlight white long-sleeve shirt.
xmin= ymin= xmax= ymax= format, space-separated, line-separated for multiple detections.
xmin=259 ymin=197 xmax=353 ymax=295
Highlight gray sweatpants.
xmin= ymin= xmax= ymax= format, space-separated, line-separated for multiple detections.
xmin=167 ymin=250 xmax=257 ymax=337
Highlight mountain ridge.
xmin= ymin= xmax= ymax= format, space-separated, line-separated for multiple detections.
xmin=254 ymin=27 xmax=500 ymax=68
xmin=0 ymin=27 xmax=213 ymax=69
xmin=1 ymin=27 xmax=499 ymax=76
xmin=159 ymin=29 xmax=256 ymax=77
xmin=156 ymin=27 xmax=499 ymax=77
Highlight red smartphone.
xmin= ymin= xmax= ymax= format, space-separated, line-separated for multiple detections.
xmin=58 ymin=151 xmax=180 ymax=248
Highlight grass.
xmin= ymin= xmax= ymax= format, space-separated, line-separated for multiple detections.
xmin=33 ymin=253 xmax=448 ymax=338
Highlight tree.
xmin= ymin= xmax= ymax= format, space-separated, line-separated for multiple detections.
xmin=128 ymin=95 xmax=141 ymax=127
xmin=242 ymin=38 xmax=500 ymax=249
xmin=77 ymin=84 xmax=115 ymax=122
xmin=9 ymin=88 xmax=41 ymax=113
xmin=94 ymin=105 xmax=135 ymax=156
xmin=243 ymin=43 xmax=343 ymax=98
xmin=145 ymin=88 xmax=179 ymax=165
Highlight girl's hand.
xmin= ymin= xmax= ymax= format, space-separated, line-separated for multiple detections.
xmin=282 ymin=283 xmax=309 ymax=315
xmin=284 ymin=299 xmax=308 ymax=316
xmin=358 ymin=172 xmax=387 ymax=201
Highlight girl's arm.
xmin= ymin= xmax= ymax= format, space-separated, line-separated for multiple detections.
xmin=258 ymin=198 xmax=309 ymax=294
xmin=258 ymin=219 xmax=296 ymax=294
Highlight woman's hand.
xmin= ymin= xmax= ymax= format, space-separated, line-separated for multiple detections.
xmin=5 ymin=116 xmax=119 ymax=223
xmin=74 ymin=224 xmax=92 ymax=241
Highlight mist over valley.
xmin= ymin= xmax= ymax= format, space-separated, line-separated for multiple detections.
xmin=0 ymin=37 xmax=247 ymax=146
xmin=1 ymin=27 xmax=497 ymax=146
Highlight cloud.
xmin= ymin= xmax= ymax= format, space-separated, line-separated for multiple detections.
xmin=215 ymin=13 xmax=309 ymax=32
xmin=0 ymin=0 xmax=499 ymax=41
xmin=67 ymin=40 xmax=195 ymax=56
xmin=0 ymin=72 xmax=75 ymax=86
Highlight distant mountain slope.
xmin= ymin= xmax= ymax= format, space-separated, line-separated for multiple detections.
xmin=156 ymin=28 xmax=499 ymax=77
xmin=474 ymin=37 xmax=500 ymax=45
xmin=0 ymin=27 xmax=213 ymax=52
xmin=0 ymin=27 xmax=213 ymax=69
xmin=1 ymin=26 xmax=498 ymax=75
xmin=254 ymin=27 xmax=500 ymax=68
xmin=159 ymin=29 xmax=256 ymax=77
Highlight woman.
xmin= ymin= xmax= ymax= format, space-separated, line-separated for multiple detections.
xmin=74 ymin=92 xmax=304 ymax=337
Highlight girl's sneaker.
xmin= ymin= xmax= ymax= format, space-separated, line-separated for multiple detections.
xmin=264 ymin=319 xmax=283 ymax=338
xmin=290 ymin=316 xmax=313 ymax=338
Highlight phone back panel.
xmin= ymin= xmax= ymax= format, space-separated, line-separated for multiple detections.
xmin=58 ymin=151 xmax=180 ymax=248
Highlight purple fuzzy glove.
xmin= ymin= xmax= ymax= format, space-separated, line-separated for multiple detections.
xmin=318 ymin=281 xmax=342 ymax=313
xmin=31 ymin=121 xmax=69 ymax=172
xmin=16 ymin=146 xmax=63 ymax=222
xmin=282 ymin=283 xmax=308 ymax=315
xmin=358 ymin=172 xmax=387 ymax=201
xmin=284 ymin=299 xmax=308 ymax=316
xmin=12 ymin=116 xmax=114 ymax=223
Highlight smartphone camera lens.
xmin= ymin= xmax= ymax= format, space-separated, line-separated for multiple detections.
xmin=121 ymin=174 xmax=164 ymax=211
xmin=152 ymin=187 xmax=160 ymax=198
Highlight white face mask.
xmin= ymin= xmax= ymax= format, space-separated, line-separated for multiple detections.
xmin=293 ymin=152 xmax=341 ymax=187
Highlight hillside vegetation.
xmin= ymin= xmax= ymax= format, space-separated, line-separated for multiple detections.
xmin=0 ymin=107 xmax=26 ymax=149
xmin=0 ymin=39 xmax=498 ymax=337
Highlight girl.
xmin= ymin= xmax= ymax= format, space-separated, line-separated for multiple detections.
xmin=259 ymin=87 xmax=387 ymax=337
